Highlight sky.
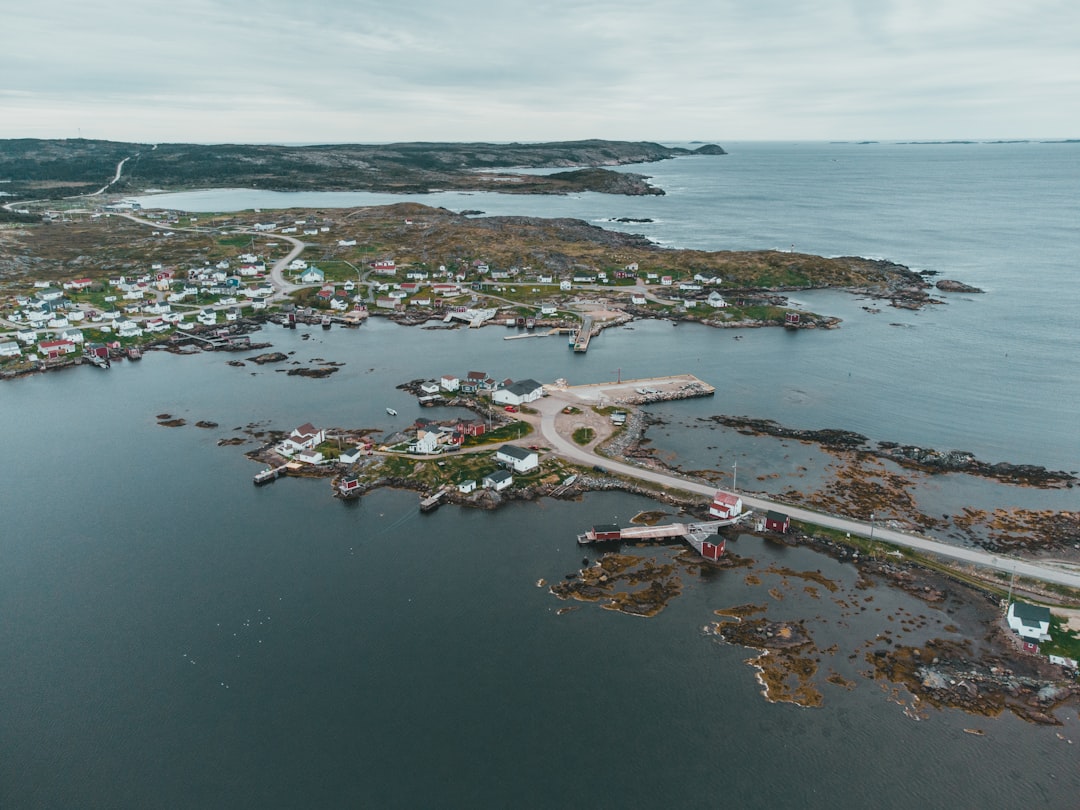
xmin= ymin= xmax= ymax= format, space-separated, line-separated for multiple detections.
xmin=4 ymin=0 xmax=1079 ymax=144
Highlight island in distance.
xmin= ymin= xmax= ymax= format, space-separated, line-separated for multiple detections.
xmin=0 ymin=138 xmax=726 ymax=198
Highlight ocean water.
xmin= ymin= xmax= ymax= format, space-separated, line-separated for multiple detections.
xmin=4 ymin=144 xmax=1079 ymax=808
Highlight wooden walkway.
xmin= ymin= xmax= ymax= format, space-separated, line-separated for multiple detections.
xmin=577 ymin=516 xmax=748 ymax=559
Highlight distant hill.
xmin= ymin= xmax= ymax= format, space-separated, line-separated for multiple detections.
xmin=0 ymin=138 xmax=726 ymax=198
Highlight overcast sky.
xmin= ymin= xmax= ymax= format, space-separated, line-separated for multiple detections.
xmin=5 ymin=0 xmax=1078 ymax=143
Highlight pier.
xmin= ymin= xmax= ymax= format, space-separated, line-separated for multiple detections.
xmin=557 ymin=373 xmax=715 ymax=406
xmin=572 ymin=315 xmax=595 ymax=352
xmin=419 ymin=490 xmax=446 ymax=512
xmin=577 ymin=516 xmax=747 ymax=560
xmin=253 ymin=464 xmax=288 ymax=485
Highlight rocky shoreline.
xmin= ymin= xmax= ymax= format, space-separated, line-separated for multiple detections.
xmin=702 ymin=415 xmax=1076 ymax=488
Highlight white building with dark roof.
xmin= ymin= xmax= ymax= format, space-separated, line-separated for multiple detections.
xmin=495 ymin=445 xmax=539 ymax=473
xmin=483 ymin=469 xmax=513 ymax=491
xmin=492 ymin=379 xmax=544 ymax=406
xmin=1007 ymin=602 xmax=1051 ymax=642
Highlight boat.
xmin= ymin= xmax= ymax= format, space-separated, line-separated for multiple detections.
xmin=386 ymin=408 xmax=397 ymax=416
xmin=321 ymin=314 xmax=332 ymax=329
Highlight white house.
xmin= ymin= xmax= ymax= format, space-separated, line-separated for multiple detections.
xmin=630 ymin=293 xmax=647 ymax=306
xmin=117 ymin=320 xmax=143 ymax=338
xmin=299 ymin=267 xmax=325 ymax=284
xmin=708 ymin=491 xmax=743 ymax=520
xmin=410 ymin=430 xmax=440 ymax=455
xmin=38 ymin=338 xmax=77 ymax=357
xmin=707 ymin=291 xmax=728 ymax=308
xmin=280 ymin=423 xmax=325 ymax=455
xmin=540 ymin=303 xmax=557 ymax=316
xmin=440 ymin=374 xmax=460 ymax=392
xmin=483 ymin=469 xmax=513 ymax=491
xmin=0 ymin=341 xmax=22 ymax=357
xmin=339 ymin=446 xmax=365 ymax=464
xmin=1007 ymin=602 xmax=1052 ymax=642
xmin=60 ymin=328 xmax=85 ymax=344
xmin=560 ymin=280 xmax=572 ymax=291
xmin=420 ymin=381 xmax=441 ymax=395
xmin=495 ymin=445 xmax=539 ymax=473
xmin=296 ymin=449 xmax=324 ymax=465
xmin=338 ymin=239 xmax=357 ymax=247
xmin=458 ymin=479 xmax=477 ymax=494
xmin=492 ymin=379 xmax=544 ymax=406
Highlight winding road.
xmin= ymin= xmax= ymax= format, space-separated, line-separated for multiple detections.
xmin=530 ymin=390 xmax=1080 ymax=591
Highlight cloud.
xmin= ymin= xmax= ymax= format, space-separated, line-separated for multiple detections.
xmin=3 ymin=0 xmax=1078 ymax=141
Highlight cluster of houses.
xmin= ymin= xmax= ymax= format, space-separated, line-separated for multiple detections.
xmin=1 ymin=255 xmax=280 ymax=362
xmin=417 ymin=372 xmax=545 ymax=408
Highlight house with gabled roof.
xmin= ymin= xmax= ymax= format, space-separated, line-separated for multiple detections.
xmin=495 ymin=445 xmax=539 ymax=473
xmin=709 ymin=491 xmax=743 ymax=520
xmin=483 ymin=469 xmax=513 ymax=491
xmin=1007 ymin=602 xmax=1052 ymax=642
xmin=492 ymin=379 xmax=544 ymax=406
xmin=279 ymin=423 xmax=325 ymax=455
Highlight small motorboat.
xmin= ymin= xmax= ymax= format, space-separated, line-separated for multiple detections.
xmin=386 ymin=408 xmax=397 ymax=416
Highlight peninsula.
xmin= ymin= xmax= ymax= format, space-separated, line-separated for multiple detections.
xmin=0 ymin=138 xmax=725 ymax=198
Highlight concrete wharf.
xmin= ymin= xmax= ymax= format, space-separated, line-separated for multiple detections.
xmin=572 ymin=315 xmax=595 ymax=352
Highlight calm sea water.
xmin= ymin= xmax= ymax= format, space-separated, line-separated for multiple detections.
xmin=4 ymin=144 xmax=1079 ymax=808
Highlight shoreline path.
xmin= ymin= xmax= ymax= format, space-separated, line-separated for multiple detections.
xmin=524 ymin=384 xmax=1080 ymax=591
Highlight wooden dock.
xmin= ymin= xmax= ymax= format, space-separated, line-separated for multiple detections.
xmin=253 ymin=464 xmax=288 ymax=485
xmin=577 ymin=516 xmax=748 ymax=560
xmin=419 ymin=490 xmax=446 ymax=512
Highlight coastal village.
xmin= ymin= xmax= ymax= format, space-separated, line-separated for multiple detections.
xmin=2 ymin=197 xmax=933 ymax=376
xmin=2 ymin=198 xmax=1077 ymax=724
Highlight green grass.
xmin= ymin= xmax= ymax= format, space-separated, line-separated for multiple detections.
xmin=572 ymin=427 xmax=595 ymax=445
xmin=462 ymin=421 xmax=533 ymax=447
xmin=1042 ymin=616 xmax=1080 ymax=662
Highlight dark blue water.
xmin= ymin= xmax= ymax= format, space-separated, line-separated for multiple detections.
xmin=5 ymin=144 xmax=1079 ymax=808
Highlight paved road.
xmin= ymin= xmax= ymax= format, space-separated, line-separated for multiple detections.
xmin=532 ymin=390 xmax=1080 ymax=590
xmin=115 ymin=213 xmax=308 ymax=302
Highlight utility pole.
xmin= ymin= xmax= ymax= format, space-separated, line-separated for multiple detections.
xmin=731 ymin=462 xmax=737 ymax=492
xmin=869 ymin=513 xmax=876 ymax=558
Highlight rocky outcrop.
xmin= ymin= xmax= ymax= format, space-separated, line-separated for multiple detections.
xmin=935 ymin=279 xmax=984 ymax=293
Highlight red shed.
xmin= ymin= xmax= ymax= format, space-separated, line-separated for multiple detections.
xmin=700 ymin=538 xmax=726 ymax=561
xmin=764 ymin=511 xmax=790 ymax=533
xmin=591 ymin=524 xmax=622 ymax=541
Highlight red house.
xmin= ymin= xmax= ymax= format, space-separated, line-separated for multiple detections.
xmin=700 ymin=538 xmax=726 ymax=560
xmin=785 ymin=312 xmax=801 ymax=327
xmin=764 ymin=511 xmax=790 ymax=533
xmin=459 ymin=420 xmax=485 ymax=437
